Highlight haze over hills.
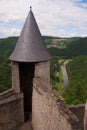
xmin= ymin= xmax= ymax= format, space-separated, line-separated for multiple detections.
xmin=0 ymin=36 xmax=87 ymax=104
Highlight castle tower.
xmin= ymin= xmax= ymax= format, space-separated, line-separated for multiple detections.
xmin=9 ymin=7 xmax=51 ymax=122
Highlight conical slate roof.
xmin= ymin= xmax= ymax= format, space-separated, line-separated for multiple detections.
xmin=9 ymin=8 xmax=51 ymax=62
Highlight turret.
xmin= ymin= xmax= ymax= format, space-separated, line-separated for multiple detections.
xmin=9 ymin=7 xmax=51 ymax=62
xmin=9 ymin=7 xmax=51 ymax=122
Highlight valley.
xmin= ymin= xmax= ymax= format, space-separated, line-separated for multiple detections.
xmin=0 ymin=36 xmax=87 ymax=104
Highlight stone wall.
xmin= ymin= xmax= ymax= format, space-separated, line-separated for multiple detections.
xmin=35 ymin=61 xmax=50 ymax=85
xmin=69 ymin=104 xmax=85 ymax=130
xmin=32 ymin=78 xmax=79 ymax=130
xmin=0 ymin=89 xmax=14 ymax=100
xmin=0 ymin=90 xmax=24 ymax=130
xmin=11 ymin=61 xmax=20 ymax=93
xmin=7 ymin=60 xmax=84 ymax=130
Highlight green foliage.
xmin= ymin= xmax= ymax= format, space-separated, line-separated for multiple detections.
xmin=48 ymin=37 xmax=87 ymax=58
xmin=0 ymin=60 xmax=12 ymax=92
xmin=63 ymin=56 xmax=87 ymax=104
xmin=56 ymin=70 xmax=63 ymax=94
xmin=43 ymin=36 xmax=52 ymax=45
xmin=50 ymin=56 xmax=60 ymax=87
xmin=0 ymin=37 xmax=17 ymax=92
xmin=0 ymin=37 xmax=17 ymax=63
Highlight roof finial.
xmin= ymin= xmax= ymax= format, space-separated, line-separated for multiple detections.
xmin=30 ymin=6 xmax=32 ymax=11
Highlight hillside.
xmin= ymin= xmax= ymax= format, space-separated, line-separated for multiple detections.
xmin=0 ymin=36 xmax=87 ymax=62
xmin=63 ymin=55 xmax=87 ymax=104
xmin=0 ymin=37 xmax=18 ymax=63
xmin=48 ymin=37 xmax=87 ymax=58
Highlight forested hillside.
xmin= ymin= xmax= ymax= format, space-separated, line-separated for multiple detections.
xmin=0 ymin=37 xmax=18 ymax=63
xmin=48 ymin=37 xmax=87 ymax=58
xmin=63 ymin=56 xmax=87 ymax=104
xmin=0 ymin=36 xmax=87 ymax=62
xmin=0 ymin=37 xmax=17 ymax=92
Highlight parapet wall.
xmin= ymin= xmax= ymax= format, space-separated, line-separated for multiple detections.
xmin=0 ymin=89 xmax=14 ymax=100
xmin=69 ymin=104 xmax=85 ymax=130
xmin=0 ymin=89 xmax=24 ymax=130
xmin=32 ymin=78 xmax=79 ymax=130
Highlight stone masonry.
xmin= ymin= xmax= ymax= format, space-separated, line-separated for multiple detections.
xmin=0 ymin=90 xmax=24 ymax=130
xmin=32 ymin=61 xmax=79 ymax=130
xmin=11 ymin=61 xmax=20 ymax=93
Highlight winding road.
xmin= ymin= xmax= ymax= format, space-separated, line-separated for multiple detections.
xmin=60 ymin=65 xmax=69 ymax=89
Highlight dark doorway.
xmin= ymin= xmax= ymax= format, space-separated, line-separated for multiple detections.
xmin=19 ymin=63 xmax=35 ymax=122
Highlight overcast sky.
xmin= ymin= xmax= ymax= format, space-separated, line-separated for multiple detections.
xmin=0 ymin=0 xmax=87 ymax=38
